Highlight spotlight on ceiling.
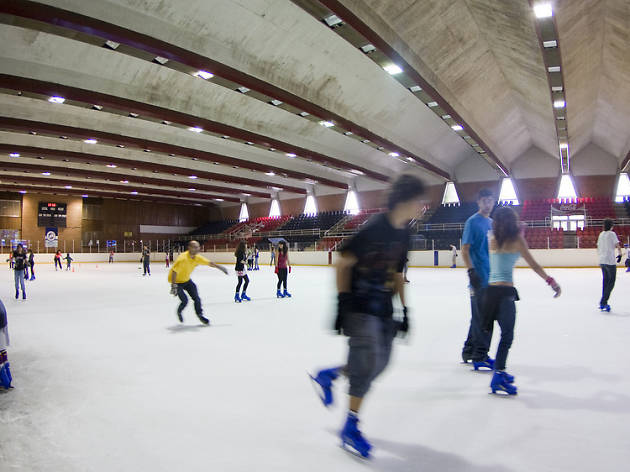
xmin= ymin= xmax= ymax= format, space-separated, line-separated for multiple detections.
xmin=383 ymin=64 xmax=403 ymax=75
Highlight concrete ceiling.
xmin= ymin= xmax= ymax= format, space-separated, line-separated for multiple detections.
xmin=0 ymin=0 xmax=627 ymax=209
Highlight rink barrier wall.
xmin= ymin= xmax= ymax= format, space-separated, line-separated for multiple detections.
xmin=13 ymin=249 xmax=613 ymax=268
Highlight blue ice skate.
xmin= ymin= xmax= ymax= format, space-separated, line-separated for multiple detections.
xmin=473 ymin=357 xmax=495 ymax=371
xmin=599 ymin=304 xmax=611 ymax=312
xmin=340 ymin=413 xmax=372 ymax=459
xmin=309 ymin=367 xmax=340 ymax=407
xmin=490 ymin=371 xmax=517 ymax=395
xmin=234 ymin=293 xmax=242 ymax=303
xmin=283 ymin=290 xmax=292 ymax=298
xmin=0 ymin=362 xmax=12 ymax=389
xmin=276 ymin=290 xmax=285 ymax=298
xmin=241 ymin=293 xmax=251 ymax=301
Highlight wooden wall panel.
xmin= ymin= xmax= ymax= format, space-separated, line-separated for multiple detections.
xmin=455 ymin=180 xmax=501 ymax=202
xmin=573 ymin=175 xmax=616 ymax=198
xmin=21 ymin=193 xmax=82 ymax=246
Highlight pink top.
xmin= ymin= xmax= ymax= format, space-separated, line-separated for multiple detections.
xmin=277 ymin=251 xmax=288 ymax=269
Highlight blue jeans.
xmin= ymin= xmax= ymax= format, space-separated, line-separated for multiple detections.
xmin=463 ymin=291 xmax=493 ymax=361
xmin=494 ymin=297 xmax=516 ymax=371
xmin=600 ymin=264 xmax=616 ymax=306
xmin=14 ymin=269 xmax=25 ymax=295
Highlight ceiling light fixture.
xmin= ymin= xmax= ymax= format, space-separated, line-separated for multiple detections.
xmin=154 ymin=56 xmax=169 ymax=65
xmin=559 ymin=143 xmax=569 ymax=150
xmin=285 ymin=153 xmax=296 ymax=158
xmin=130 ymin=191 xmax=138 ymax=195
xmin=106 ymin=164 xmax=117 ymax=168
xmin=19 ymin=190 xmax=26 ymax=194
xmin=543 ymin=40 xmax=557 ymax=48
xmin=9 ymin=153 xmax=20 ymax=158
xmin=324 ymin=15 xmax=343 ymax=27
xmin=553 ymin=100 xmax=565 ymax=108
xmin=92 ymin=105 xmax=103 ymax=110
xmin=534 ymin=3 xmax=553 ymax=18
xmin=451 ymin=125 xmax=464 ymax=131
xmin=64 ymin=185 xmax=72 ymax=189
xmin=409 ymin=85 xmax=422 ymax=92
xmin=319 ymin=121 xmax=334 ymax=128
xmin=344 ymin=131 xmax=353 ymax=136
xmin=361 ymin=139 xmax=370 ymax=144
xmin=162 ymin=120 xmax=171 ymax=125
xmin=83 ymin=138 xmax=97 ymax=144
xmin=189 ymin=175 xmax=198 ymax=179
xmin=427 ymin=101 xmax=438 ymax=107
xmin=188 ymin=188 xmax=196 ymax=191
xmin=120 ymin=180 xmax=129 ymax=184
xmin=188 ymin=127 xmax=203 ymax=133
xmin=360 ymin=44 xmax=376 ymax=53
xmin=214 ymin=198 xmax=224 ymax=202
xmin=193 ymin=70 xmax=214 ymax=80
xmin=350 ymin=169 xmax=365 ymax=176
xmin=104 ymin=40 xmax=120 ymax=49
xmin=236 ymin=86 xmax=250 ymax=93
xmin=269 ymin=99 xmax=283 ymax=106
xmin=383 ymin=64 xmax=403 ymax=75
xmin=548 ymin=66 xmax=561 ymax=73
xmin=41 ymin=172 xmax=51 ymax=176
xmin=48 ymin=96 xmax=65 ymax=104
xmin=265 ymin=171 xmax=275 ymax=176
xmin=129 ymin=112 xmax=139 ymax=118
xmin=298 ymin=111 xmax=310 ymax=117
xmin=82 ymin=194 xmax=88 ymax=198
xmin=388 ymin=152 xmax=399 ymax=157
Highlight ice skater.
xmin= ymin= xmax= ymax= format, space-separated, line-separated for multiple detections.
xmin=54 ymin=250 xmax=63 ymax=271
xmin=309 ymin=174 xmax=424 ymax=459
xmin=274 ymin=241 xmax=291 ymax=298
xmin=625 ymin=244 xmax=630 ymax=272
xmin=481 ymin=207 xmax=560 ymax=395
xmin=64 ymin=253 xmax=73 ymax=271
xmin=234 ymin=241 xmax=251 ymax=303
xmin=269 ymin=246 xmax=275 ymax=266
xmin=596 ymin=219 xmax=622 ymax=312
xmin=0 ymin=298 xmax=12 ymax=390
xmin=27 ymin=249 xmax=35 ymax=281
xmin=450 ymin=244 xmax=458 ymax=268
xmin=142 ymin=246 xmax=151 ymax=276
xmin=13 ymin=244 xmax=27 ymax=300
xmin=461 ymin=188 xmax=495 ymax=369
xmin=403 ymin=258 xmax=410 ymax=283
xmin=109 ymin=250 xmax=114 ymax=264
xmin=254 ymin=247 xmax=260 ymax=270
xmin=168 ymin=240 xmax=228 ymax=324
xmin=7 ymin=252 xmax=13 ymax=270
xmin=247 ymin=249 xmax=254 ymax=271
xmin=165 ymin=253 xmax=170 ymax=268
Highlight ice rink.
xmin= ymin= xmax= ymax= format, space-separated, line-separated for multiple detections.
xmin=1 ymin=261 xmax=629 ymax=472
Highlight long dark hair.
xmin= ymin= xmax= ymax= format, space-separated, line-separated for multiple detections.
xmin=235 ymin=241 xmax=246 ymax=258
xmin=277 ymin=241 xmax=288 ymax=255
xmin=492 ymin=207 xmax=520 ymax=248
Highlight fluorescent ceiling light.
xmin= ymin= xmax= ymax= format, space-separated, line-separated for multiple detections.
xmin=82 ymin=194 xmax=88 ymax=198
xmin=271 ymin=186 xmax=283 ymax=191
xmin=361 ymin=139 xmax=370 ymax=144
xmin=285 ymin=153 xmax=296 ymax=158
xmin=64 ymin=185 xmax=72 ymax=189
xmin=143 ymin=149 xmax=150 ymax=152
xmin=388 ymin=152 xmax=399 ymax=157
xmin=427 ymin=101 xmax=438 ymax=107
xmin=154 ymin=56 xmax=169 ymax=65
xmin=120 ymin=180 xmax=129 ymax=184
xmin=245 ymin=141 xmax=254 ymax=145
xmin=193 ymin=70 xmax=214 ymax=79
xmin=214 ymin=198 xmax=224 ymax=202
xmin=48 ymin=96 xmax=65 ymax=104
xmin=19 ymin=190 xmax=26 ymax=194
xmin=104 ymin=40 xmax=120 ymax=49
xmin=407 ymin=157 xmax=414 ymax=162
xmin=409 ymin=85 xmax=422 ymax=92
xmin=344 ymin=131 xmax=353 ymax=136
xmin=130 ymin=191 xmax=138 ymax=195
xmin=188 ymin=188 xmax=196 ymax=191
xmin=543 ymin=40 xmax=557 ymax=48
xmin=383 ymin=64 xmax=403 ymax=75
xmin=162 ymin=120 xmax=171 ymax=125
xmin=242 ymin=193 xmax=251 ymax=196
xmin=9 ymin=153 xmax=20 ymax=158
xmin=350 ymin=169 xmax=365 ymax=176
xmin=324 ymin=15 xmax=343 ymax=27
xmin=42 ymin=172 xmax=51 ymax=176
xmin=84 ymin=138 xmax=98 ymax=144
xmin=534 ymin=3 xmax=553 ymax=18
xmin=129 ymin=112 xmax=139 ymax=118
xmin=221 ymin=136 xmax=229 ymax=139
xmin=548 ymin=66 xmax=561 ymax=72
xmin=298 ymin=111 xmax=310 ymax=117
xmin=269 ymin=99 xmax=283 ymax=106
xmin=59 ymin=136 xmax=68 ymax=139
xmin=189 ymin=175 xmax=198 ymax=179
xmin=106 ymin=164 xmax=117 ymax=168
xmin=319 ymin=121 xmax=334 ymax=128
xmin=237 ymin=87 xmax=250 ymax=93
xmin=553 ymin=100 xmax=565 ymax=108
xmin=265 ymin=171 xmax=275 ymax=176
xmin=551 ymin=86 xmax=563 ymax=92
xmin=92 ymin=105 xmax=103 ymax=110
xmin=188 ymin=127 xmax=203 ymax=133
xmin=360 ymin=44 xmax=376 ymax=53
xmin=116 ymin=144 xmax=125 ymax=148
xmin=559 ymin=143 xmax=568 ymax=150
xmin=442 ymin=114 xmax=452 ymax=119
xmin=451 ymin=125 xmax=464 ymax=131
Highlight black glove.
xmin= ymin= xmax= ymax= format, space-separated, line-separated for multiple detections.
xmin=468 ymin=268 xmax=481 ymax=292
xmin=616 ymin=254 xmax=622 ymax=263
xmin=335 ymin=293 xmax=354 ymax=334
xmin=397 ymin=306 xmax=410 ymax=337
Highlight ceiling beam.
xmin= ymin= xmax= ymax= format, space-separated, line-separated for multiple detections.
xmin=311 ymin=0 xmax=509 ymax=177
xmin=0 ymin=159 xmax=270 ymax=198
xmin=0 ymin=0 xmax=447 ymax=180
xmin=0 ymin=74 xmax=381 ymax=185
xmin=0 ymin=137 xmax=308 ymax=195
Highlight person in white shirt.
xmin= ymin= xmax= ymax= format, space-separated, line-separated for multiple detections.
xmin=450 ymin=244 xmax=458 ymax=268
xmin=625 ymin=244 xmax=630 ymax=273
xmin=596 ymin=219 xmax=622 ymax=312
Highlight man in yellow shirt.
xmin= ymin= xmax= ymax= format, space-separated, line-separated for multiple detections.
xmin=168 ymin=241 xmax=228 ymax=324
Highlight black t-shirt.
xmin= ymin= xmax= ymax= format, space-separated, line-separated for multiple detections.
xmin=340 ymin=213 xmax=409 ymax=317
xmin=142 ymin=249 xmax=150 ymax=263
xmin=13 ymin=250 xmax=27 ymax=271
xmin=235 ymin=250 xmax=246 ymax=271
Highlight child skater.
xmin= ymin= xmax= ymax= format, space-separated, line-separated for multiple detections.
xmin=254 ymin=247 xmax=260 ymax=270
xmin=480 ymin=207 xmax=561 ymax=395
xmin=234 ymin=241 xmax=251 ymax=302
xmin=309 ymin=174 xmax=424 ymax=459
xmin=64 ymin=253 xmax=73 ymax=271
xmin=274 ymin=241 xmax=291 ymax=298
xmin=54 ymin=250 xmax=62 ymax=271
xmin=28 ymin=249 xmax=35 ymax=281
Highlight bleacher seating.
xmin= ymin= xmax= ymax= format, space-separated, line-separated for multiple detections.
xmin=583 ymin=197 xmax=615 ymax=219
xmin=427 ymin=202 xmax=478 ymax=224
xmin=190 ymin=219 xmax=238 ymax=235
xmin=279 ymin=211 xmax=345 ymax=232
xmin=524 ymin=227 xmax=563 ymax=249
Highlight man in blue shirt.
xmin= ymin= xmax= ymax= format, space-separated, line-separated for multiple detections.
xmin=461 ymin=188 xmax=495 ymax=368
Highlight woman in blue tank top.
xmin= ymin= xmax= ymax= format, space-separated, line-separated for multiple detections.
xmin=482 ymin=207 xmax=561 ymax=395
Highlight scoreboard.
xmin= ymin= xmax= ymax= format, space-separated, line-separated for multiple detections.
xmin=38 ymin=202 xmax=67 ymax=227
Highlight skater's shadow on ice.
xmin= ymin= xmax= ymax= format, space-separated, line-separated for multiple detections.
xmin=166 ymin=324 xmax=231 ymax=333
xmin=519 ymin=389 xmax=630 ymax=413
xmin=368 ymin=438 xmax=512 ymax=472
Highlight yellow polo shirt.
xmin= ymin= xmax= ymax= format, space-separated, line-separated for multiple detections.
xmin=168 ymin=251 xmax=211 ymax=283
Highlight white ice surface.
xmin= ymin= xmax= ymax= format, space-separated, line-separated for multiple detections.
xmin=0 ymin=262 xmax=629 ymax=472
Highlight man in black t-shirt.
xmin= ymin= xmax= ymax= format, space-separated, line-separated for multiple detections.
xmin=142 ymin=246 xmax=151 ymax=276
xmin=13 ymin=244 xmax=27 ymax=300
xmin=310 ymin=174 xmax=425 ymax=459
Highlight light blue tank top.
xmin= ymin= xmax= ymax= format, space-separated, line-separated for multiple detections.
xmin=488 ymin=252 xmax=521 ymax=284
